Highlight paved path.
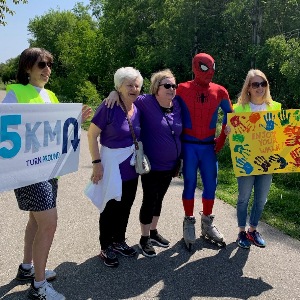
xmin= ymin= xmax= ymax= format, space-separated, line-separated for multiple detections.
xmin=0 ymin=90 xmax=6 ymax=102
xmin=0 ymin=124 xmax=300 ymax=298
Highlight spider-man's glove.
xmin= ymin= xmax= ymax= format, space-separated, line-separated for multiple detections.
xmin=214 ymin=124 xmax=227 ymax=154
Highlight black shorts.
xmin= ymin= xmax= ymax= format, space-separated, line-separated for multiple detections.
xmin=14 ymin=178 xmax=58 ymax=212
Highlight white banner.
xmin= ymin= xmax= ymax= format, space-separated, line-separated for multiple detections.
xmin=0 ymin=103 xmax=82 ymax=193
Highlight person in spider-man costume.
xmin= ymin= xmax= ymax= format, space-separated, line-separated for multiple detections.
xmin=176 ymin=53 xmax=233 ymax=249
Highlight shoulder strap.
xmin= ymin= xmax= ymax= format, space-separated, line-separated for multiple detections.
xmin=118 ymin=95 xmax=139 ymax=150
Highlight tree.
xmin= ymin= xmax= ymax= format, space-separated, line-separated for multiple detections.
xmin=0 ymin=57 xmax=19 ymax=83
xmin=11 ymin=0 xmax=300 ymax=106
xmin=27 ymin=4 xmax=104 ymax=103
xmin=0 ymin=0 xmax=28 ymax=26
xmin=256 ymin=35 xmax=300 ymax=109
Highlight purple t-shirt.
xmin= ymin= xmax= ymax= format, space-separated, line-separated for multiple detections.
xmin=91 ymin=102 xmax=141 ymax=181
xmin=135 ymin=94 xmax=182 ymax=171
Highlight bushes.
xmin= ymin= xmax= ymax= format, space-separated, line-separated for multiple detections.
xmin=75 ymin=80 xmax=102 ymax=106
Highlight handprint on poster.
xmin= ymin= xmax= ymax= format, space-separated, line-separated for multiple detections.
xmin=228 ymin=109 xmax=300 ymax=176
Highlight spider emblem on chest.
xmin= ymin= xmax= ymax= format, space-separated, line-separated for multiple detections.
xmin=196 ymin=91 xmax=209 ymax=103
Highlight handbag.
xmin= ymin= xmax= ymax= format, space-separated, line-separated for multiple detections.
xmin=119 ymin=96 xmax=151 ymax=175
xmin=134 ymin=140 xmax=151 ymax=175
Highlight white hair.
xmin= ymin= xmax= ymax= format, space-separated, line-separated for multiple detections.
xmin=114 ymin=67 xmax=143 ymax=90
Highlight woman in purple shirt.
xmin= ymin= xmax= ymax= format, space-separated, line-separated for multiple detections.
xmin=106 ymin=69 xmax=183 ymax=258
xmin=87 ymin=67 xmax=143 ymax=267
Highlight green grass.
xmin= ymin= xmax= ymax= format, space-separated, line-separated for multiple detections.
xmin=195 ymin=139 xmax=300 ymax=241
xmin=81 ymin=104 xmax=98 ymax=131
xmin=82 ymin=117 xmax=92 ymax=131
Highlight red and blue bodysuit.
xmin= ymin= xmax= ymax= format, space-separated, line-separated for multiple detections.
xmin=176 ymin=53 xmax=233 ymax=217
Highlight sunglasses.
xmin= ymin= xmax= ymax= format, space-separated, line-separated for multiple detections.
xmin=159 ymin=83 xmax=178 ymax=89
xmin=250 ymin=81 xmax=268 ymax=89
xmin=37 ymin=61 xmax=53 ymax=69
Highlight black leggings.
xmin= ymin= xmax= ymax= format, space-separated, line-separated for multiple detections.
xmin=99 ymin=177 xmax=138 ymax=250
xmin=139 ymin=170 xmax=173 ymax=225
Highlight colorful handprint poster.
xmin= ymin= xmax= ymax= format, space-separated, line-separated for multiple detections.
xmin=228 ymin=109 xmax=300 ymax=177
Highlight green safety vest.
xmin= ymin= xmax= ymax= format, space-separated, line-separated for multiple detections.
xmin=7 ymin=84 xmax=60 ymax=180
xmin=233 ymin=101 xmax=281 ymax=112
xmin=7 ymin=84 xmax=59 ymax=104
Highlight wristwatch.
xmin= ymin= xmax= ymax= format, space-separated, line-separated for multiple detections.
xmin=92 ymin=159 xmax=101 ymax=163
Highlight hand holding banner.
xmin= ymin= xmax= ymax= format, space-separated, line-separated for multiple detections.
xmin=0 ymin=103 xmax=82 ymax=193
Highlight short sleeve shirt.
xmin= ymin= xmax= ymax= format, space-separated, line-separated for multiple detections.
xmin=91 ymin=102 xmax=141 ymax=181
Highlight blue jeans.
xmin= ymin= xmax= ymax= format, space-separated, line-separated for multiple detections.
xmin=236 ymin=174 xmax=272 ymax=228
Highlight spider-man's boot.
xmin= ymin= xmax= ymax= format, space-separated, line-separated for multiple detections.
xmin=183 ymin=215 xmax=196 ymax=251
xmin=182 ymin=198 xmax=196 ymax=251
xmin=200 ymin=213 xmax=226 ymax=247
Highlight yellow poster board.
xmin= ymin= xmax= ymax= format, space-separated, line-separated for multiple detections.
xmin=228 ymin=109 xmax=300 ymax=176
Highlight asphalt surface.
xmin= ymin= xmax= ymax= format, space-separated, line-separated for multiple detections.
xmin=0 ymin=90 xmax=300 ymax=299
xmin=0 ymin=90 xmax=6 ymax=101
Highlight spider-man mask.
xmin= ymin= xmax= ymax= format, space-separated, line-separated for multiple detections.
xmin=192 ymin=53 xmax=215 ymax=86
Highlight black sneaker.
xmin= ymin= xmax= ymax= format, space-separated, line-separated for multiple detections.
xmin=99 ymin=246 xmax=119 ymax=267
xmin=16 ymin=264 xmax=56 ymax=281
xmin=150 ymin=229 xmax=170 ymax=248
xmin=112 ymin=240 xmax=137 ymax=257
xmin=139 ymin=236 xmax=156 ymax=257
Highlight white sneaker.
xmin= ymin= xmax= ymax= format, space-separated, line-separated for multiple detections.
xmin=44 ymin=269 xmax=57 ymax=281
xmin=28 ymin=281 xmax=65 ymax=300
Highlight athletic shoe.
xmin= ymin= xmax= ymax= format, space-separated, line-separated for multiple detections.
xmin=112 ymin=240 xmax=137 ymax=257
xmin=150 ymin=229 xmax=170 ymax=248
xmin=139 ymin=236 xmax=156 ymax=257
xmin=28 ymin=281 xmax=65 ymax=300
xmin=236 ymin=231 xmax=250 ymax=249
xmin=16 ymin=264 xmax=56 ymax=281
xmin=99 ymin=246 xmax=119 ymax=267
xmin=247 ymin=229 xmax=266 ymax=247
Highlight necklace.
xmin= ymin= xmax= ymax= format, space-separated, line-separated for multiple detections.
xmin=160 ymin=105 xmax=174 ymax=114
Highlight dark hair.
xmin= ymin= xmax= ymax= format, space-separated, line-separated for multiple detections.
xmin=16 ymin=48 xmax=53 ymax=85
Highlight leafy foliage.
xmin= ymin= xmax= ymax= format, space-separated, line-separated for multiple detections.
xmin=2 ymin=0 xmax=300 ymax=106
xmin=0 ymin=57 xmax=19 ymax=83
xmin=0 ymin=0 xmax=28 ymax=26
xmin=256 ymin=36 xmax=300 ymax=109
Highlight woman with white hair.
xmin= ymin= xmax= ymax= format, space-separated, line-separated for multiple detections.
xmin=87 ymin=67 xmax=143 ymax=267
xmin=229 ymin=69 xmax=281 ymax=249
xmin=105 ymin=69 xmax=183 ymax=258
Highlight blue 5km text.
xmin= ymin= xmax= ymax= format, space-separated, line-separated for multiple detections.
xmin=0 ymin=115 xmax=80 ymax=159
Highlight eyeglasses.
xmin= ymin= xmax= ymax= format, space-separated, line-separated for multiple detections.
xmin=250 ymin=81 xmax=268 ymax=89
xmin=159 ymin=83 xmax=178 ymax=89
xmin=37 ymin=61 xmax=53 ymax=69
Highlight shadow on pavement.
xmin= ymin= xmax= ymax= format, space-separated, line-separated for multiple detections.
xmin=1 ymin=241 xmax=272 ymax=300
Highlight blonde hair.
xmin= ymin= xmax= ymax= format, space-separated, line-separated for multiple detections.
xmin=237 ymin=69 xmax=272 ymax=107
xmin=150 ymin=69 xmax=175 ymax=95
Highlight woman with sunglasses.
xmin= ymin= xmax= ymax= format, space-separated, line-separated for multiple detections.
xmin=2 ymin=47 xmax=91 ymax=300
xmin=230 ymin=69 xmax=281 ymax=249
xmin=105 ymin=69 xmax=182 ymax=257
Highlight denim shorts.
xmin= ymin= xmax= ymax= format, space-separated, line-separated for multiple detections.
xmin=14 ymin=178 xmax=58 ymax=211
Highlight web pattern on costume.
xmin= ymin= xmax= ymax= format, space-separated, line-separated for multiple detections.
xmin=177 ymin=81 xmax=231 ymax=141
